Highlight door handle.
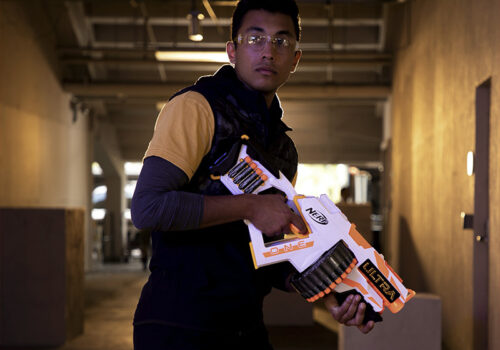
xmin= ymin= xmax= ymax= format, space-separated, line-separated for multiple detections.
xmin=461 ymin=212 xmax=474 ymax=230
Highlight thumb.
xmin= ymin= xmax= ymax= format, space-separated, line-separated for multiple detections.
xmin=323 ymin=293 xmax=340 ymax=311
xmin=290 ymin=214 xmax=307 ymax=235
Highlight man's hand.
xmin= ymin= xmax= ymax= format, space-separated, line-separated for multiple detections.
xmin=323 ymin=293 xmax=375 ymax=334
xmin=202 ymin=193 xmax=306 ymax=236
xmin=246 ymin=194 xmax=306 ymax=237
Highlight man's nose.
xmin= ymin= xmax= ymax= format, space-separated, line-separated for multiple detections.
xmin=260 ymin=39 xmax=276 ymax=59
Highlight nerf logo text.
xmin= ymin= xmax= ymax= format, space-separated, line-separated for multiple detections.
xmin=305 ymin=208 xmax=328 ymax=225
xmin=263 ymin=240 xmax=314 ymax=257
xmin=359 ymin=259 xmax=400 ymax=302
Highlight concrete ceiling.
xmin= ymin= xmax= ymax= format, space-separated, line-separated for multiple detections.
xmin=46 ymin=0 xmax=399 ymax=164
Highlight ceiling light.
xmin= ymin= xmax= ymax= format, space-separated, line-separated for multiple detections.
xmin=188 ymin=10 xmax=204 ymax=41
xmin=155 ymin=51 xmax=228 ymax=63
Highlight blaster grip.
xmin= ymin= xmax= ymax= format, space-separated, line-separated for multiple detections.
xmin=334 ymin=290 xmax=383 ymax=324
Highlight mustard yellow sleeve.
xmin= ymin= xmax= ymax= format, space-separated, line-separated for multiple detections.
xmin=144 ymin=91 xmax=214 ymax=179
xmin=292 ymin=172 xmax=298 ymax=187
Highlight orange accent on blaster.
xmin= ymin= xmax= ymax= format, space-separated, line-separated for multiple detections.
xmin=386 ymin=288 xmax=415 ymax=313
xmin=368 ymin=296 xmax=382 ymax=310
xmin=342 ymin=279 xmax=368 ymax=300
xmin=375 ymin=252 xmax=389 ymax=277
xmin=387 ymin=299 xmax=404 ymax=313
xmin=343 ymin=278 xmax=383 ymax=311
xmin=348 ymin=224 xmax=371 ymax=249
xmin=263 ymin=240 xmax=314 ymax=257
xmin=249 ymin=242 xmax=258 ymax=269
xmin=406 ymin=289 xmax=416 ymax=302
xmin=292 ymin=195 xmax=312 ymax=236
xmin=386 ymin=261 xmax=403 ymax=283
xmin=305 ymin=258 xmax=357 ymax=303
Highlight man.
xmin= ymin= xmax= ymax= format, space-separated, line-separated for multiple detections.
xmin=131 ymin=1 xmax=373 ymax=349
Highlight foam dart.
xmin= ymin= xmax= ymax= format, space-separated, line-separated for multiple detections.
xmin=239 ymin=169 xmax=263 ymax=190
xmin=242 ymin=172 xmax=262 ymax=192
xmin=244 ymin=174 xmax=268 ymax=193
xmin=229 ymin=156 xmax=251 ymax=178
xmin=234 ymin=162 xmax=257 ymax=185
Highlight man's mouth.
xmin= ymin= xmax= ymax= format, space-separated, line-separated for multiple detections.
xmin=255 ymin=66 xmax=276 ymax=75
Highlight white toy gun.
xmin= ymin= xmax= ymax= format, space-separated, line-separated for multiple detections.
xmin=210 ymin=138 xmax=415 ymax=323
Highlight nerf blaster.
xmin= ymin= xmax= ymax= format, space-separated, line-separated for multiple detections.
xmin=210 ymin=138 xmax=415 ymax=323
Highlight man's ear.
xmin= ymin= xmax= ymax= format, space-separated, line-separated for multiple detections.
xmin=226 ymin=41 xmax=236 ymax=64
xmin=291 ymin=49 xmax=302 ymax=73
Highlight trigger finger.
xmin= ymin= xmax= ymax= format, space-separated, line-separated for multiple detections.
xmin=291 ymin=216 xmax=307 ymax=235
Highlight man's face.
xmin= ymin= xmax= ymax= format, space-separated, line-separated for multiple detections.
xmin=227 ymin=10 xmax=302 ymax=97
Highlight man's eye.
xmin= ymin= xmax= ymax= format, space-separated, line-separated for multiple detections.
xmin=274 ymin=38 xmax=287 ymax=47
xmin=248 ymin=35 xmax=262 ymax=44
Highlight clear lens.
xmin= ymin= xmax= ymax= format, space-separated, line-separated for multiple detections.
xmin=272 ymin=37 xmax=288 ymax=48
xmin=237 ymin=34 xmax=294 ymax=52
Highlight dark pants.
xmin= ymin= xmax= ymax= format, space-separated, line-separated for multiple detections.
xmin=134 ymin=323 xmax=274 ymax=350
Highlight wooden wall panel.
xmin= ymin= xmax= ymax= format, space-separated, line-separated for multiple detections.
xmin=389 ymin=0 xmax=500 ymax=349
xmin=0 ymin=208 xmax=84 ymax=346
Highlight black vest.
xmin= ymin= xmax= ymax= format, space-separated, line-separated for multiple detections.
xmin=134 ymin=65 xmax=298 ymax=332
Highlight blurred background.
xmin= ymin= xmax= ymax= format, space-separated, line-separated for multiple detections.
xmin=0 ymin=0 xmax=499 ymax=349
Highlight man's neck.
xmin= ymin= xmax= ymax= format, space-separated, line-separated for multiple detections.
xmin=233 ymin=70 xmax=276 ymax=109
xmin=263 ymin=92 xmax=275 ymax=109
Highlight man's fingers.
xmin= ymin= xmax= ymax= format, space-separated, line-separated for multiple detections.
xmin=324 ymin=294 xmax=343 ymax=321
xmin=339 ymin=295 xmax=360 ymax=323
xmin=289 ymin=213 xmax=307 ymax=234
xmin=325 ymin=294 xmax=354 ymax=322
xmin=323 ymin=293 xmax=339 ymax=310
xmin=358 ymin=320 xmax=375 ymax=334
xmin=324 ymin=293 xmax=375 ymax=334
xmin=345 ymin=301 xmax=366 ymax=326
xmin=347 ymin=301 xmax=366 ymax=325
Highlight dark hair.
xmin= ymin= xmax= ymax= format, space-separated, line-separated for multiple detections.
xmin=231 ymin=0 xmax=301 ymax=41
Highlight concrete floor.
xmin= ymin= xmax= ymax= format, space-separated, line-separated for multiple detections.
xmin=2 ymin=261 xmax=337 ymax=350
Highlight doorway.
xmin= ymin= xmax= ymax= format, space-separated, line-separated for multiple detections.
xmin=473 ymin=78 xmax=491 ymax=350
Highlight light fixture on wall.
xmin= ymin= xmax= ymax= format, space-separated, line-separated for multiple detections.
xmin=467 ymin=151 xmax=475 ymax=176
xmin=70 ymin=97 xmax=90 ymax=123
xmin=188 ymin=0 xmax=205 ymax=41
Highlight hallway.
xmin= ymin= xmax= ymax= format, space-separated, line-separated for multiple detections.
xmin=59 ymin=263 xmax=144 ymax=350
xmin=3 ymin=1 xmax=500 ymax=349
xmin=6 ymin=262 xmax=337 ymax=350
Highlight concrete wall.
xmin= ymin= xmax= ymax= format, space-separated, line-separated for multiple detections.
xmin=0 ymin=2 xmax=92 ymax=269
xmin=0 ymin=2 xmax=91 ymax=211
xmin=388 ymin=1 xmax=500 ymax=349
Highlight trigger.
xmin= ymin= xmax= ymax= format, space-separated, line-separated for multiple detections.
xmin=290 ymin=223 xmax=308 ymax=238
